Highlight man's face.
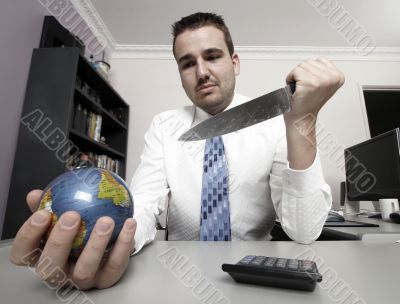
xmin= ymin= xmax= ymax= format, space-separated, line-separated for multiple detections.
xmin=174 ymin=26 xmax=240 ymax=115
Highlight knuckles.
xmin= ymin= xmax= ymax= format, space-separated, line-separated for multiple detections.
xmin=72 ymin=268 xmax=94 ymax=285
xmin=45 ymin=236 xmax=67 ymax=251
xmin=105 ymin=258 xmax=128 ymax=273
xmin=297 ymin=58 xmax=345 ymax=91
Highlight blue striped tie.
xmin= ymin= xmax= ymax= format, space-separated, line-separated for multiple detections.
xmin=200 ymin=136 xmax=231 ymax=241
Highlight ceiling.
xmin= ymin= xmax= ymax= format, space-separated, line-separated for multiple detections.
xmin=86 ymin=0 xmax=400 ymax=47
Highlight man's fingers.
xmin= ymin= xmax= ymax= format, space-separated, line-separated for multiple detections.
xmin=36 ymin=211 xmax=81 ymax=281
xmin=298 ymin=60 xmax=326 ymax=77
xmin=72 ymin=217 xmax=115 ymax=290
xmin=95 ymin=218 xmax=136 ymax=289
xmin=317 ymin=57 xmax=345 ymax=86
xmin=285 ymin=70 xmax=296 ymax=84
xmin=316 ymin=57 xmax=336 ymax=69
xmin=26 ymin=190 xmax=43 ymax=212
xmin=10 ymin=210 xmax=52 ymax=266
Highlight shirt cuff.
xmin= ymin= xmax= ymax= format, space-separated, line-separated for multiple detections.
xmin=131 ymin=213 xmax=157 ymax=256
xmin=281 ymin=150 xmax=325 ymax=197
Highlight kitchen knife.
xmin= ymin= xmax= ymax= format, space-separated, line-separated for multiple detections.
xmin=179 ymin=82 xmax=295 ymax=141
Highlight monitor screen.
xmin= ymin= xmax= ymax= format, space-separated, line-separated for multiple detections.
xmin=344 ymin=129 xmax=400 ymax=201
xmin=363 ymin=90 xmax=400 ymax=138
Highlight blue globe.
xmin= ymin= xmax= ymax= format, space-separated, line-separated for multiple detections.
xmin=38 ymin=167 xmax=134 ymax=258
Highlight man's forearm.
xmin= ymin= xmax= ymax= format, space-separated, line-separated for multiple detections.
xmin=285 ymin=116 xmax=317 ymax=170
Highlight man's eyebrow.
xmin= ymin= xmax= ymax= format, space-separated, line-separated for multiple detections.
xmin=204 ymin=48 xmax=224 ymax=55
xmin=177 ymin=48 xmax=225 ymax=65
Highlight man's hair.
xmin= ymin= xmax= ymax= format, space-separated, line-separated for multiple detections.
xmin=171 ymin=12 xmax=234 ymax=57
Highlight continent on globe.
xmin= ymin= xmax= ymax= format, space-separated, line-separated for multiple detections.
xmin=98 ymin=171 xmax=130 ymax=207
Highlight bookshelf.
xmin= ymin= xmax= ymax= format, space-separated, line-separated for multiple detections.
xmin=2 ymin=47 xmax=129 ymax=239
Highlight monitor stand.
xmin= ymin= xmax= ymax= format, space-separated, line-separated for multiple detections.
xmin=344 ymin=200 xmax=360 ymax=214
xmin=340 ymin=181 xmax=360 ymax=215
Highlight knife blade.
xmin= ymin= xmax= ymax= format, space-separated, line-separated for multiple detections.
xmin=178 ymin=82 xmax=295 ymax=141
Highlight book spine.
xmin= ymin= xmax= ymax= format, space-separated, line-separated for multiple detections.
xmin=94 ymin=114 xmax=102 ymax=141
xmin=89 ymin=112 xmax=95 ymax=139
xmin=82 ymin=108 xmax=88 ymax=135
xmin=72 ymin=104 xmax=81 ymax=131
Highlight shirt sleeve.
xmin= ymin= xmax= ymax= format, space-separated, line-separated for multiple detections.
xmin=130 ymin=115 xmax=170 ymax=255
xmin=270 ymin=134 xmax=332 ymax=244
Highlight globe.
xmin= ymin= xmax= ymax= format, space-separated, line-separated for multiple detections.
xmin=38 ymin=167 xmax=134 ymax=258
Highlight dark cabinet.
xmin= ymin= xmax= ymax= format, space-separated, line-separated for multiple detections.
xmin=2 ymin=47 xmax=129 ymax=239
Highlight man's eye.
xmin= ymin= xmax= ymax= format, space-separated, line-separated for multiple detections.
xmin=182 ymin=62 xmax=195 ymax=69
xmin=207 ymin=54 xmax=220 ymax=61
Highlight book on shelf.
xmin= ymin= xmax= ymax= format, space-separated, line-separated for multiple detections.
xmin=73 ymin=104 xmax=83 ymax=132
xmin=67 ymin=151 xmax=122 ymax=176
xmin=72 ymin=103 xmax=103 ymax=142
xmin=82 ymin=107 xmax=88 ymax=135
xmin=88 ymin=112 xmax=95 ymax=139
xmin=94 ymin=114 xmax=102 ymax=141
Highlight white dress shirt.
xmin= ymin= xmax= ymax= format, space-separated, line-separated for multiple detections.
xmin=131 ymin=93 xmax=332 ymax=253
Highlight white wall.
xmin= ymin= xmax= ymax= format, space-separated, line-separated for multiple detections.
xmin=109 ymin=50 xmax=400 ymax=209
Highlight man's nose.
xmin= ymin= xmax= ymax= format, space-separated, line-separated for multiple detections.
xmin=196 ymin=60 xmax=209 ymax=80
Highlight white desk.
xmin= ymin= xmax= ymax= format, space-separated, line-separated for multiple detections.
xmin=1 ymin=240 xmax=399 ymax=304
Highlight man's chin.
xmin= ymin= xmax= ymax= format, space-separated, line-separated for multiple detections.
xmin=196 ymin=91 xmax=221 ymax=103
xmin=197 ymin=100 xmax=226 ymax=115
xmin=192 ymin=89 xmax=233 ymax=113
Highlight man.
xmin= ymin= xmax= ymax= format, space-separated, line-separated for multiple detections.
xmin=10 ymin=12 xmax=344 ymax=290
xmin=132 ymin=12 xmax=343 ymax=250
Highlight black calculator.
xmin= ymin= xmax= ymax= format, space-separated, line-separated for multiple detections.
xmin=222 ymin=255 xmax=322 ymax=291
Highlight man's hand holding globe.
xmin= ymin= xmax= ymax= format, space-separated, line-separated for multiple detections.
xmin=9 ymin=168 xmax=137 ymax=290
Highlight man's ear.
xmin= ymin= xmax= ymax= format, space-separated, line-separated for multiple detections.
xmin=232 ymin=53 xmax=240 ymax=76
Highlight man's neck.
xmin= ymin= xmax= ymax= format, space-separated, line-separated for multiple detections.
xmin=203 ymin=93 xmax=235 ymax=116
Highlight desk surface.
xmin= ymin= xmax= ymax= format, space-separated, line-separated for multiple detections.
xmin=323 ymin=214 xmax=400 ymax=240
xmin=1 ymin=240 xmax=399 ymax=304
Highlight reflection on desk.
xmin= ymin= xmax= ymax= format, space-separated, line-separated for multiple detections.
xmin=1 ymin=241 xmax=399 ymax=304
xmin=326 ymin=210 xmax=345 ymax=222
xmin=324 ymin=220 xmax=379 ymax=227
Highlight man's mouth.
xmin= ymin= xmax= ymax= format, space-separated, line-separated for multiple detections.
xmin=197 ymin=83 xmax=217 ymax=92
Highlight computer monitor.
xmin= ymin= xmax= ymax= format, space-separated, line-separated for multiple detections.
xmin=344 ymin=128 xmax=400 ymax=201
xmin=363 ymin=89 xmax=400 ymax=138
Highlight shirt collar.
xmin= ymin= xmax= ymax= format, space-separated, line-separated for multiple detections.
xmin=191 ymin=92 xmax=248 ymax=127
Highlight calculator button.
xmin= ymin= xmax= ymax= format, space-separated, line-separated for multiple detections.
xmin=263 ymin=257 xmax=277 ymax=267
xmin=301 ymin=260 xmax=315 ymax=272
xmin=239 ymin=255 xmax=256 ymax=265
xmin=275 ymin=258 xmax=288 ymax=269
xmin=287 ymin=259 xmax=299 ymax=270
xmin=251 ymin=256 xmax=267 ymax=266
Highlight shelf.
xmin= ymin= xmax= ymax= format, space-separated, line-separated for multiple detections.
xmin=77 ymin=55 xmax=128 ymax=109
xmin=69 ymin=129 xmax=126 ymax=159
xmin=75 ymin=86 xmax=127 ymax=131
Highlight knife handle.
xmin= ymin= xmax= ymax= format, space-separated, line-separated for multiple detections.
xmin=288 ymin=81 xmax=296 ymax=94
